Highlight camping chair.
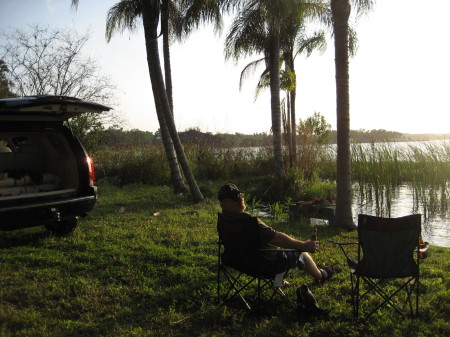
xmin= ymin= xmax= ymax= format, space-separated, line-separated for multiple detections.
xmin=329 ymin=214 xmax=426 ymax=320
xmin=217 ymin=213 xmax=297 ymax=313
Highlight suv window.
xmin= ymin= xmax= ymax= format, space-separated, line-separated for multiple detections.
xmin=48 ymin=134 xmax=69 ymax=156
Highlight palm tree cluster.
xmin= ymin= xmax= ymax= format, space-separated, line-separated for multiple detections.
xmin=71 ymin=0 xmax=374 ymax=228
xmin=224 ymin=0 xmax=328 ymax=175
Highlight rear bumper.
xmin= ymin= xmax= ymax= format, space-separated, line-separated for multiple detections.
xmin=0 ymin=192 xmax=97 ymax=231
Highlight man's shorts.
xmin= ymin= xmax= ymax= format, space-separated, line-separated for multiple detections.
xmin=283 ymin=251 xmax=305 ymax=270
xmin=258 ymin=250 xmax=306 ymax=275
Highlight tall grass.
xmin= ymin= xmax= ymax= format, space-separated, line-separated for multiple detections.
xmin=92 ymin=143 xmax=275 ymax=185
xmin=185 ymin=142 xmax=274 ymax=180
xmin=92 ymin=141 xmax=448 ymax=215
xmin=349 ymin=141 xmax=449 ymax=216
xmin=92 ymin=145 xmax=170 ymax=186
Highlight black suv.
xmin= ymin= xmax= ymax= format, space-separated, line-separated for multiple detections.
xmin=0 ymin=95 xmax=111 ymax=234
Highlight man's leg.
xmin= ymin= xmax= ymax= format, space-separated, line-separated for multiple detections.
xmin=300 ymin=252 xmax=324 ymax=281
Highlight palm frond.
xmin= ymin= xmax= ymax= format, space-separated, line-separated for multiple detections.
xmin=254 ymin=71 xmax=270 ymax=101
xmin=70 ymin=0 xmax=79 ymax=10
xmin=239 ymin=57 xmax=266 ymax=91
xmin=348 ymin=25 xmax=359 ymax=58
xmin=224 ymin=2 xmax=268 ymax=61
xmin=179 ymin=0 xmax=223 ymax=38
xmin=105 ymin=0 xmax=142 ymax=42
xmin=351 ymin=0 xmax=375 ymax=18
xmin=294 ymin=30 xmax=327 ymax=58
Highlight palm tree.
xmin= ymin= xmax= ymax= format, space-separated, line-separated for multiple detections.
xmin=224 ymin=0 xmax=327 ymax=173
xmin=280 ymin=13 xmax=327 ymax=167
xmin=105 ymin=0 xmax=223 ymax=200
xmin=224 ymin=0 xmax=296 ymax=182
xmin=245 ymin=30 xmax=327 ymax=168
xmin=72 ymin=0 xmax=205 ymax=202
xmin=331 ymin=0 xmax=373 ymax=228
xmin=104 ymin=0 xmax=187 ymax=194
xmin=141 ymin=0 xmax=206 ymax=202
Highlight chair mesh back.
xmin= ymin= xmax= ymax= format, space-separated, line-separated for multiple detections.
xmin=357 ymin=214 xmax=421 ymax=278
xmin=217 ymin=213 xmax=261 ymax=275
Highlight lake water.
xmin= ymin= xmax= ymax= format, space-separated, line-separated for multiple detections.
xmin=258 ymin=183 xmax=449 ymax=248
xmin=352 ymin=184 xmax=450 ymax=248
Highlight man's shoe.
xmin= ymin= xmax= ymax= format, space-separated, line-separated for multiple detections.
xmin=296 ymin=285 xmax=327 ymax=317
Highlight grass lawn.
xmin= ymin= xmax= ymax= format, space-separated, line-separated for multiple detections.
xmin=1 ymin=183 xmax=449 ymax=337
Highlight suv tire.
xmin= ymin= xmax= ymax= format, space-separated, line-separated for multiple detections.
xmin=45 ymin=217 xmax=78 ymax=235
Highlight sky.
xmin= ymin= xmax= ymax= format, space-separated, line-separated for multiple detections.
xmin=0 ymin=0 xmax=449 ymax=135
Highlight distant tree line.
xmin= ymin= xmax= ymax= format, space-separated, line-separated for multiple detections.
xmin=92 ymin=125 xmax=441 ymax=150
xmin=329 ymin=129 xmax=403 ymax=143
xmin=98 ymin=128 xmax=155 ymax=148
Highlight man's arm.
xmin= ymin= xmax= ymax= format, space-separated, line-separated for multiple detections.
xmin=269 ymin=232 xmax=318 ymax=253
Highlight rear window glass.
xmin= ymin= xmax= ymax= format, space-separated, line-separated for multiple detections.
xmin=48 ymin=134 xmax=69 ymax=155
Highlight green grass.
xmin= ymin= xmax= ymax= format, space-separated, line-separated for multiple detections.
xmin=1 ymin=183 xmax=449 ymax=336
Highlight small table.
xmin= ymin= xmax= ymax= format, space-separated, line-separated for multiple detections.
xmin=289 ymin=203 xmax=336 ymax=226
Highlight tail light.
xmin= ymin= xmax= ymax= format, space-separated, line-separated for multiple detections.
xmin=86 ymin=156 xmax=95 ymax=186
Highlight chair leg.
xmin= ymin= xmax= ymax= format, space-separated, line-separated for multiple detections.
xmin=350 ymin=273 xmax=356 ymax=317
xmin=217 ymin=263 xmax=221 ymax=303
xmin=405 ymin=276 xmax=420 ymax=317
xmin=354 ymin=275 xmax=360 ymax=318
xmin=257 ymin=278 xmax=261 ymax=314
xmin=416 ymin=275 xmax=419 ymax=317
xmin=358 ymin=277 xmax=418 ymax=320
xmin=220 ymin=269 xmax=254 ymax=311
xmin=218 ymin=267 xmax=288 ymax=314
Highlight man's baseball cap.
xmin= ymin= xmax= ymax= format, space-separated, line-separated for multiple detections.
xmin=217 ymin=184 xmax=243 ymax=201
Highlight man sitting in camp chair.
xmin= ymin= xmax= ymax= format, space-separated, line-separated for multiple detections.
xmin=218 ymin=183 xmax=335 ymax=286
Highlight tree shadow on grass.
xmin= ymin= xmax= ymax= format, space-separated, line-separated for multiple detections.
xmin=0 ymin=227 xmax=51 ymax=248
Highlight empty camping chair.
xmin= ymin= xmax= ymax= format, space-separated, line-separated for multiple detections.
xmin=329 ymin=214 xmax=426 ymax=320
xmin=217 ymin=213 xmax=297 ymax=313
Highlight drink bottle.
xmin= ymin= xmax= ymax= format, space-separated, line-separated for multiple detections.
xmin=310 ymin=227 xmax=317 ymax=241
xmin=419 ymin=237 xmax=427 ymax=259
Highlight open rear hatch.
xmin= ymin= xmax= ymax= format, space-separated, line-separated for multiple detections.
xmin=0 ymin=95 xmax=110 ymax=121
xmin=0 ymin=95 xmax=110 ymax=202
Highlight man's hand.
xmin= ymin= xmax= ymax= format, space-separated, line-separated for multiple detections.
xmin=302 ymin=240 xmax=319 ymax=253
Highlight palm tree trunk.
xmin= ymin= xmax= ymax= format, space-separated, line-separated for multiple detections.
xmin=269 ymin=32 xmax=285 ymax=180
xmin=159 ymin=0 xmax=186 ymax=193
xmin=331 ymin=0 xmax=355 ymax=229
xmin=285 ymin=92 xmax=293 ymax=167
xmin=161 ymin=0 xmax=174 ymax=114
xmin=142 ymin=0 xmax=204 ymax=203
xmin=290 ymin=88 xmax=297 ymax=166
xmin=152 ymin=84 xmax=187 ymax=194
xmin=285 ymin=52 xmax=297 ymax=166
xmin=137 ymin=0 xmax=185 ymax=195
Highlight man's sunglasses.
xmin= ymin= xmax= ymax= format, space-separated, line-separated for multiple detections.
xmin=230 ymin=192 xmax=244 ymax=201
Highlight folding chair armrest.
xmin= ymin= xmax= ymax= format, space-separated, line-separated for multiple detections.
xmin=328 ymin=240 xmax=358 ymax=266
xmin=259 ymin=248 xmax=300 ymax=253
xmin=327 ymin=240 xmax=358 ymax=246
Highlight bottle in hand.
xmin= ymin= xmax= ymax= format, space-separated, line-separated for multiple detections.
xmin=310 ymin=227 xmax=318 ymax=241
xmin=419 ymin=237 xmax=427 ymax=259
